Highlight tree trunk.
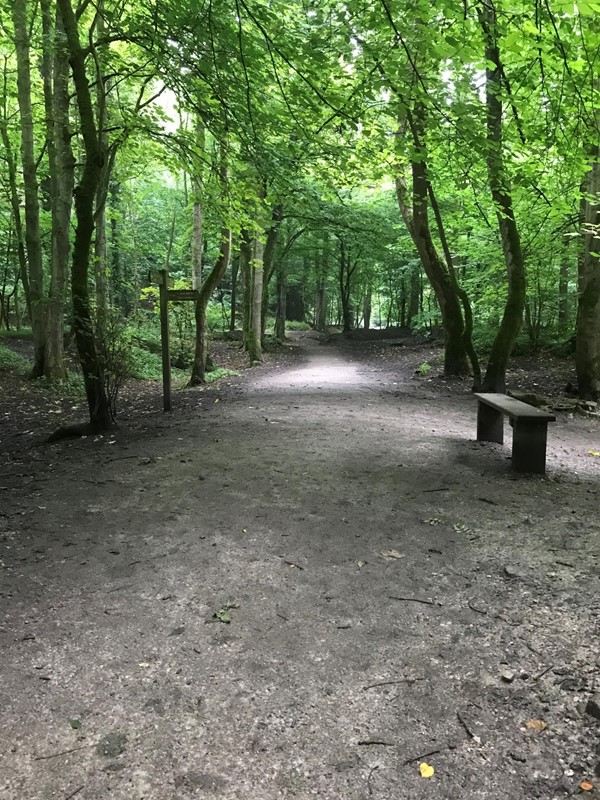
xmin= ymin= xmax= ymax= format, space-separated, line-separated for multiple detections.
xmin=58 ymin=0 xmax=112 ymax=429
xmin=241 ymin=231 xmax=253 ymax=350
xmin=43 ymin=6 xmax=74 ymax=380
xmin=191 ymin=118 xmax=205 ymax=290
xmin=229 ymin=255 xmax=239 ymax=332
xmin=363 ymin=288 xmax=372 ymax=330
xmin=189 ymin=228 xmax=232 ymax=384
xmin=12 ymin=0 xmax=46 ymax=377
xmin=247 ymin=239 xmax=264 ymax=363
xmin=576 ymin=150 xmax=600 ymax=399
xmin=558 ymin=239 xmax=570 ymax=336
xmin=260 ymin=205 xmax=283 ymax=338
xmin=274 ymin=259 xmax=287 ymax=340
xmin=479 ymin=0 xmax=527 ymax=393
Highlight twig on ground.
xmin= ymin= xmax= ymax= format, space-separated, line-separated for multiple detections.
xmin=534 ymin=665 xmax=554 ymax=681
xmin=422 ymin=487 xmax=449 ymax=493
xmin=367 ymin=765 xmax=379 ymax=796
xmin=64 ymin=787 xmax=84 ymax=800
xmin=363 ymin=678 xmax=424 ymax=690
xmin=457 ymin=710 xmax=475 ymax=739
xmin=388 ymin=596 xmax=436 ymax=606
xmin=34 ymin=745 xmax=92 ymax=761
xmin=282 ymin=560 xmax=304 ymax=570
xmin=358 ymin=739 xmax=394 ymax=746
xmin=555 ymin=560 xmax=576 ymax=568
xmin=468 ymin=600 xmax=488 ymax=615
xmin=403 ymin=748 xmax=442 ymax=765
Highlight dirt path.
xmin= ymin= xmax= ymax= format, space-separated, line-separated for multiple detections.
xmin=1 ymin=335 xmax=599 ymax=799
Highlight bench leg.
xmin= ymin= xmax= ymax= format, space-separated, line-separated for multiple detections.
xmin=477 ymin=403 xmax=504 ymax=444
xmin=511 ymin=420 xmax=548 ymax=473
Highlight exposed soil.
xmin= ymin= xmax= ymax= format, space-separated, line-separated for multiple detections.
xmin=1 ymin=332 xmax=599 ymax=800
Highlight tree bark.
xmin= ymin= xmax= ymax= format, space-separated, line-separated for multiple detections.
xmin=189 ymin=228 xmax=232 ymax=384
xmin=247 ymin=239 xmax=264 ymax=362
xmin=576 ymin=150 xmax=600 ymax=399
xmin=12 ymin=0 xmax=46 ymax=377
xmin=274 ymin=258 xmax=287 ymax=340
xmin=260 ymin=205 xmax=284 ymax=338
xmin=42 ymin=5 xmax=75 ymax=380
xmin=558 ymin=238 xmax=570 ymax=335
xmin=395 ymin=101 xmax=470 ymax=376
xmin=57 ymin=0 xmax=112 ymax=429
xmin=191 ymin=117 xmax=205 ymax=290
xmin=479 ymin=0 xmax=527 ymax=392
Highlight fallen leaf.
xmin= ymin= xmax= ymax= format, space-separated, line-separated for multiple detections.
xmin=419 ymin=762 xmax=435 ymax=778
xmin=69 ymin=719 xmax=82 ymax=729
xmin=580 ymin=780 xmax=594 ymax=792
xmin=357 ymin=560 xmax=366 ymax=568
xmin=588 ymin=451 xmax=600 ymax=457
xmin=381 ymin=549 xmax=404 ymax=560
xmin=525 ymin=719 xmax=547 ymax=731
xmin=139 ymin=662 xmax=151 ymax=668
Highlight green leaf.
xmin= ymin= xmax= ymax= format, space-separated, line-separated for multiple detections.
xmin=69 ymin=719 xmax=82 ymax=729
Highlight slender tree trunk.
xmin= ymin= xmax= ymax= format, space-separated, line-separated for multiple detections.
xmin=558 ymin=239 xmax=570 ymax=335
xmin=479 ymin=0 xmax=526 ymax=392
xmin=247 ymin=239 xmax=264 ymax=362
xmin=191 ymin=117 xmax=205 ymax=290
xmin=363 ymin=288 xmax=372 ymax=330
xmin=229 ymin=255 xmax=239 ymax=332
xmin=12 ymin=0 xmax=46 ymax=377
xmin=274 ymin=259 xmax=287 ymax=340
xmin=241 ymin=232 xmax=252 ymax=351
xmin=58 ymin=0 xmax=112 ymax=429
xmin=260 ymin=205 xmax=284 ymax=338
xmin=189 ymin=228 xmax=232 ymax=384
xmin=0 ymin=117 xmax=31 ymax=321
xmin=576 ymin=149 xmax=600 ymax=399
xmin=43 ymin=7 xmax=74 ymax=380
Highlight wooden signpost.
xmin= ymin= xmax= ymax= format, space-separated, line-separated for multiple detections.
xmin=148 ymin=269 xmax=199 ymax=412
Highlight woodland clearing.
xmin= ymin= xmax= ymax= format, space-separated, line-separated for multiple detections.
xmin=0 ymin=332 xmax=599 ymax=800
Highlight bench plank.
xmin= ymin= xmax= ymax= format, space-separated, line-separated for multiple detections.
xmin=474 ymin=393 xmax=556 ymax=421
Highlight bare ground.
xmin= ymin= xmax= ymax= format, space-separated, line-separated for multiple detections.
xmin=1 ymin=332 xmax=599 ymax=800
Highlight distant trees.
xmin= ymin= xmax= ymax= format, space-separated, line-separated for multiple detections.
xmin=1 ymin=0 xmax=600 ymax=420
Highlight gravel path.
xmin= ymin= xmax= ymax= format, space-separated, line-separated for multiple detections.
xmin=1 ymin=334 xmax=599 ymax=799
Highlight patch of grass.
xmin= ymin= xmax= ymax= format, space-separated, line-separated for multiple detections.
xmin=416 ymin=361 xmax=432 ymax=375
xmin=286 ymin=320 xmax=311 ymax=331
xmin=0 ymin=342 xmax=30 ymax=375
xmin=128 ymin=345 xmax=189 ymax=385
xmin=205 ymin=367 xmax=239 ymax=383
xmin=0 ymin=326 xmax=33 ymax=340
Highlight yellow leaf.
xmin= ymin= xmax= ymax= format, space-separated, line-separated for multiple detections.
xmin=419 ymin=762 xmax=435 ymax=778
xmin=525 ymin=719 xmax=547 ymax=731
xmin=588 ymin=450 xmax=600 ymax=456
xmin=214 ymin=398 xmax=220 ymax=403
xmin=580 ymin=780 xmax=594 ymax=792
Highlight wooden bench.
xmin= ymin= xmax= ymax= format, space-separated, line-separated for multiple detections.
xmin=475 ymin=393 xmax=556 ymax=474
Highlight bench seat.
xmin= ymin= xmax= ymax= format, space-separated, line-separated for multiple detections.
xmin=474 ymin=393 xmax=556 ymax=474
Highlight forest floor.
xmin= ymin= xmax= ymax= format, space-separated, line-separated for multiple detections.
xmin=0 ymin=331 xmax=599 ymax=800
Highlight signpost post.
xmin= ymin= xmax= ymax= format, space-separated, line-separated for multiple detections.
xmin=148 ymin=270 xmax=200 ymax=412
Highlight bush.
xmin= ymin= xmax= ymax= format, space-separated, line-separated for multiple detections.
xmin=0 ymin=342 xmax=30 ymax=375
xmin=286 ymin=320 xmax=311 ymax=331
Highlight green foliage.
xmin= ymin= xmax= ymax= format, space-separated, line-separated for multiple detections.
xmin=0 ymin=342 xmax=29 ymax=375
xmin=285 ymin=320 xmax=311 ymax=331
xmin=205 ymin=367 xmax=239 ymax=383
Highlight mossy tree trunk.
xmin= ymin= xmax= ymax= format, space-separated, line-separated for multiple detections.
xmin=57 ymin=0 xmax=112 ymax=430
xmin=12 ymin=0 xmax=46 ymax=377
xmin=576 ymin=149 xmax=600 ymax=399
xmin=479 ymin=0 xmax=526 ymax=393
xmin=189 ymin=227 xmax=232 ymax=384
